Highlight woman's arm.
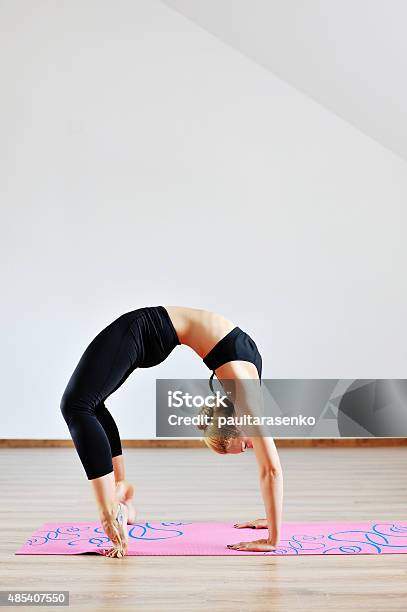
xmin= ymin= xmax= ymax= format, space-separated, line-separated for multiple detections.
xmin=221 ymin=372 xmax=284 ymax=552
xmin=228 ymin=437 xmax=283 ymax=552
xmin=254 ymin=436 xmax=283 ymax=545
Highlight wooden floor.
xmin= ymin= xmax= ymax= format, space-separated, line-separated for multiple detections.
xmin=0 ymin=447 xmax=406 ymax=611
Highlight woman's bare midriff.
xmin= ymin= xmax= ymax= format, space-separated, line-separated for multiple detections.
xmin=164 ymin=305 xmax=236 ymax=359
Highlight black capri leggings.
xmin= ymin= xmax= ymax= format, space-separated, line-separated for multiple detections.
xmin=60 ymin=306 xmax=180 ymax=480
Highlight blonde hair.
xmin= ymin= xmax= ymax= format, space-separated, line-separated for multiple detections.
xmin=197 ymin=403 xmax=239 ymax=454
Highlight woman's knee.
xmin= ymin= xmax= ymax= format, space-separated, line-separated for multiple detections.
xmin=60 ymin=388 xmax=90 ymax=422
xmin=60 ymin=385 xmax=99 ymax=421
xmin=60 ymin=388 xmax=74 ymax=422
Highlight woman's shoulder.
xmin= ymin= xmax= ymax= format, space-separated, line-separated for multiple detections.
xmin=164 ymin=306 xmax=235 ymax=354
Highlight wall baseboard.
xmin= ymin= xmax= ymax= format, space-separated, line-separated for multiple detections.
xmin=0 ymin=438 xmax=406 ymax=448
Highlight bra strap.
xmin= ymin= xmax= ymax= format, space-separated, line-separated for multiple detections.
xmin=210 ymin=370 xmax=236 ymax=410
xmin=209 ymin=371 xmax=216 ymax=394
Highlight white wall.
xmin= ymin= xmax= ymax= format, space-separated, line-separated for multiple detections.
xmin=1 ymin=0 xmax=406 ymax=438
xmin=163 ymin=0 xmax=407 ymax=161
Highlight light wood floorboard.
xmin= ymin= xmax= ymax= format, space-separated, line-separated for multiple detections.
xmin=0 ymin=447 xmax=406 ymax=611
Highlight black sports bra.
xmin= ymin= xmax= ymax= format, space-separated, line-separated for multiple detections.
xmin=202 ymin=326 xmax=262 ymax=393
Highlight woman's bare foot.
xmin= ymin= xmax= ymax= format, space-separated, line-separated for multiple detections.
xmin=100 ymin=501 xmax=129 ymax=558
xmin=115 ymin=480 xmax=137 ymax=524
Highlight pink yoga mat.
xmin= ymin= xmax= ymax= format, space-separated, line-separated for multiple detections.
xmin=15 ymin=521 xmax=407 ymax=556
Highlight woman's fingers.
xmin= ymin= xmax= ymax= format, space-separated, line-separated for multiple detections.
xmin=234 ymin=519 xmax=266 ymax=529
xmin=227 ymin=539 xmax=275 ymax=552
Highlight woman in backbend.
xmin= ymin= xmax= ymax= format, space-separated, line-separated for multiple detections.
xmin=60 ymin=305 xmax=283 ymax=558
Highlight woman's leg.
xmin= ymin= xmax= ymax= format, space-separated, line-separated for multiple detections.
xmin=93 ymin=402 xmax=136 ymax=523
xmin=60 ymin=312 xmax=140 ymax=555
xmin=95 ymin=401 xmax=122 ymax=459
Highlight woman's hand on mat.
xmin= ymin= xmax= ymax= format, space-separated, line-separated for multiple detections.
xmin=227 ymin=538 xmax=276 ymax=552
xmin=234 ymin=518 xmax=268 ymax=529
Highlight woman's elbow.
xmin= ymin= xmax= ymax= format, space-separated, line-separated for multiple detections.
xmin=259 ymin=464 xmax=283 ymax=480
